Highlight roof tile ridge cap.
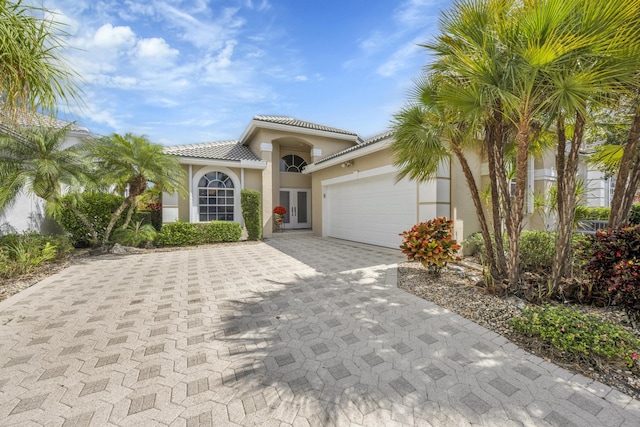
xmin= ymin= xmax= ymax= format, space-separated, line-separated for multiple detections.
xmin=165 ymin=140 xmax=239 ymax=150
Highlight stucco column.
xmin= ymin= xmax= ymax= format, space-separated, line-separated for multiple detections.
xmin=261 ymin=142 xmax=273 ymax=237
xmin=310 ymin=148 xmax=322 ymax=163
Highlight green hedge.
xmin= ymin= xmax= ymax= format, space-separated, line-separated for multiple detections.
xmin=574 ymin=205 xmax=611 ymax=221
xmin=241 ymin=189 xmax=262 ymax=241
xmin=58 ymin=193 xmax=139 ymax=247
xmin=156 ymin=221 xmax=241 ymax=246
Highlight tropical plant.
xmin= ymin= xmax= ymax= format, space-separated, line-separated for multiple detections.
xmin=86 ymin=133 xmax=187 ymax=245
xmin=0 ymin=0 xmax=81 ymax=121
xmin=399 ymin=217 xmax=461 ymax=276
xmin=581 ymin=225 xmax=640 ymax=325
xmin=0 ymin=125 xmax=94 ymax=227
xmin=112 ymin=221 xmax=157 ymax=247
xmin=0 ymin=232 xmax=72 ymax=278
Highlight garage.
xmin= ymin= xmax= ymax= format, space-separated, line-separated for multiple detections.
xmin=324 ymin=171 xmax=417 ymax=248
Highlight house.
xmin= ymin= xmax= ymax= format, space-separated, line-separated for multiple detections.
xmin=0 ymin=118 xmax=91 ymax=235
xmin=163 ymin=116 xmax=472 ymax=249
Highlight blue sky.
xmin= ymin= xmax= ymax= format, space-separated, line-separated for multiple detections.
xmin=47 ymin=0 xmax=449 ymax=145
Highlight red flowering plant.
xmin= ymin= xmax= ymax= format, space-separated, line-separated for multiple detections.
xmin=273 ymin=206 xmax=287 ymax=215
xmin=399 ymin=217 xmax=461 ymax=276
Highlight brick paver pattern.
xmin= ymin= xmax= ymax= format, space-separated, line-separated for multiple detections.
xmin=0 ymin=235 xmax=639 ymax=426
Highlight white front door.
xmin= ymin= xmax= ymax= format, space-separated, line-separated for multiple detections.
xmin=279 ymin=188 xmax=311 ymax=229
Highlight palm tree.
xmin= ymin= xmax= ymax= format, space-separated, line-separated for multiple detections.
xmin=0 ymin=124 xmax=95 ymax=236
xmin=392 ymin=75 xmax=506 ymax=285
xmin=0 ymin=1 xmax=81 ymax=122
xmin=87 ymin=133 xmax=187 ymax=245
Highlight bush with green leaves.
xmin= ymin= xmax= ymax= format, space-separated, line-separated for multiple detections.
xmin=113 ymin=221 xmax=157 ymax=247
xmin=58 ymin=193 xmax=140 ymax=247
xmin=579 ymin=225 xmax=640 ymax=324
xmin=0 ymin=233 xmax=72 ymax=278
xmin=519 ymin=231 xmax=556 ymax=273
xmin=511 ymin=305 xmax=640 ymax=368
xmin=241 ymin=189 xmax=262 ymax=241
xmin=156 ymin=221 xmax=241 ymax=246
xmin=574 ymin=205 xmax=611 ymax=221
xmin=399 ymin=217 xmax=461 ymax=276
xmin=629 ymin=203 xmax=640 ymax=225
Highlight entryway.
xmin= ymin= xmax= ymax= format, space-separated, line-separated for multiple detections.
xmin=279 ymin=188 xmax=311 ymax=229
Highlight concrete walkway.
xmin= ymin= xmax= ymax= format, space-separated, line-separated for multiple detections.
xmin=0 ymin=236 xmax=638 ymax=426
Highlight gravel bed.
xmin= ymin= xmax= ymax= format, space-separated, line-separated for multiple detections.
xmin=398 ymin=260 xmax=640 ymax=401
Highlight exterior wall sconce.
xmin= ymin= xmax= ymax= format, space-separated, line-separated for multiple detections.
xmin=341 ymin=161 xmax=353 ymax=168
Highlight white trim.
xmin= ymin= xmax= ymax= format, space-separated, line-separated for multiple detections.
xmin=192 ymin=166 xmax=242 ymax=224
xmin=304 ymin=139 xmax=392 ymax=174
xmin=320 ymin=164 xmax=397 ymax=186
xmin=188 ymin=164 xmax=193 ymax=222
xmin=311 ymin=148 xmax=322 ymax=157
xmin=176 ymin=156 xmax=267 ymax=169
xmin=240 ymin=120 xmax=359 ymax=144
xmin=260 ymin=142 xmax=273 ymax=152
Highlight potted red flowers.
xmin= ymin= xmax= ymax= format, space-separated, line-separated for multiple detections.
xmin=273 ymin=206 xmax=287 ymax=231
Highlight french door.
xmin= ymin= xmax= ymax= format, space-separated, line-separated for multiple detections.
xmin=279 ymin=188 xmax=311 ymax=229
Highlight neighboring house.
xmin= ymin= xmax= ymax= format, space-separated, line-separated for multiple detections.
xmin=0 ymin=118 xmax=91 ymax=235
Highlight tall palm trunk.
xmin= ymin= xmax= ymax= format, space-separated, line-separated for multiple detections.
xmin=609 ymin=107 xmax=640 ymax=227
xmin=486 ymin=112 xmax=508 ymax=279
xmin=504 ymin=114 xmax=532 ymax=289
xmin=551 ymin=112 xmax=585 ymax=288
xmin=451 ymin=143 xmax=502 ymax=282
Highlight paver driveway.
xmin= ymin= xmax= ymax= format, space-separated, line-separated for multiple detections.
xmin=0 ymin=235 xmax=639 ymax=426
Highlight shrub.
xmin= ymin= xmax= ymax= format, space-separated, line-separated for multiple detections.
xmin=462 ymin=232 xmax=486 ymax=260
xmin=241 ymin=189 xmax=262 ymax=241
xmin=511 ymin=305 xmax=640 ymax=368
xmin=574 ymin=205 xmax=611 ymax=221
xmin=520 ymin=231 xmax=556 ymax=273
xmin=113 ymin=221 xmax=157 ymax=247
xmin=399 ymin=217 xmax=461 ymax=276
xmin=58 ymin=193 xmax=139 ymax=247
xmin=156 ymin=221 xmax=241 ymax=246
xmin=581 ymin=225 xmax=640 ymax=323
xmin=0 ymin=233 xmax=72 ymax=278
xmin=629 ymin=203 xmax=640 ymax=225
xmin=201 ymin=221 xmax=242 ymax=243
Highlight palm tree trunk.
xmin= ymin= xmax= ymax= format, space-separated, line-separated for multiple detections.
xmin=504 ymin=114 xmax=532 ymax=290
xmin=451 ymin=143 xmax=502 ymax=282
xmin=486 ymin=115 xmax=508 ymax=278
xmin=122 ymin=196 xmax=138 ymax=230
xmin=551 ymin=112 xmax=584 ymax=289
xmin=103 ymin=198 xmax=133 ymax=246
xmin=609 ymin=108 xmax=640 ymax=227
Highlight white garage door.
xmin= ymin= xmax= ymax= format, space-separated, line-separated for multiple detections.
xmin=325 ymin=172 xmax=416 ymax=248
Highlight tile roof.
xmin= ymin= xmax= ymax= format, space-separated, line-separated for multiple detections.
xmin=164 ymin=140 xmax=261 ymax=161
xmin=253 ymin=115 xmax=359 ymax=137
xmin=315 ymin=130 xmax=394 ymax=164
xmin=0 ymin=113 xmax=89 ymax=135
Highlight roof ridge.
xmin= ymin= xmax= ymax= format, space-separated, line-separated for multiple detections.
xmin=252 ymin=115 xmax=358 ymax=136
xmin=164 ymin=139 xmax=239 ymax=151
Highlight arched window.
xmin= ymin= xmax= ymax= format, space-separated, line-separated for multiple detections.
xmin=198 ymin=172 xmax=234 ymax=221
xmin=280 ymin=154 xmax=307 ymax=173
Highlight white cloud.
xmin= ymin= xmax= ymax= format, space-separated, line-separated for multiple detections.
xmin=293 ymin=75 xmax=308 ymax=82
xmin=377 ymin=41 xmax=422 ymax=77
xmin=394 ymin=0 xmax=439 ymax=29
xmin=93 ymin=23 xmax=136 ymax=50
xmin=136 ymin=37 xmax=180 ymax=63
